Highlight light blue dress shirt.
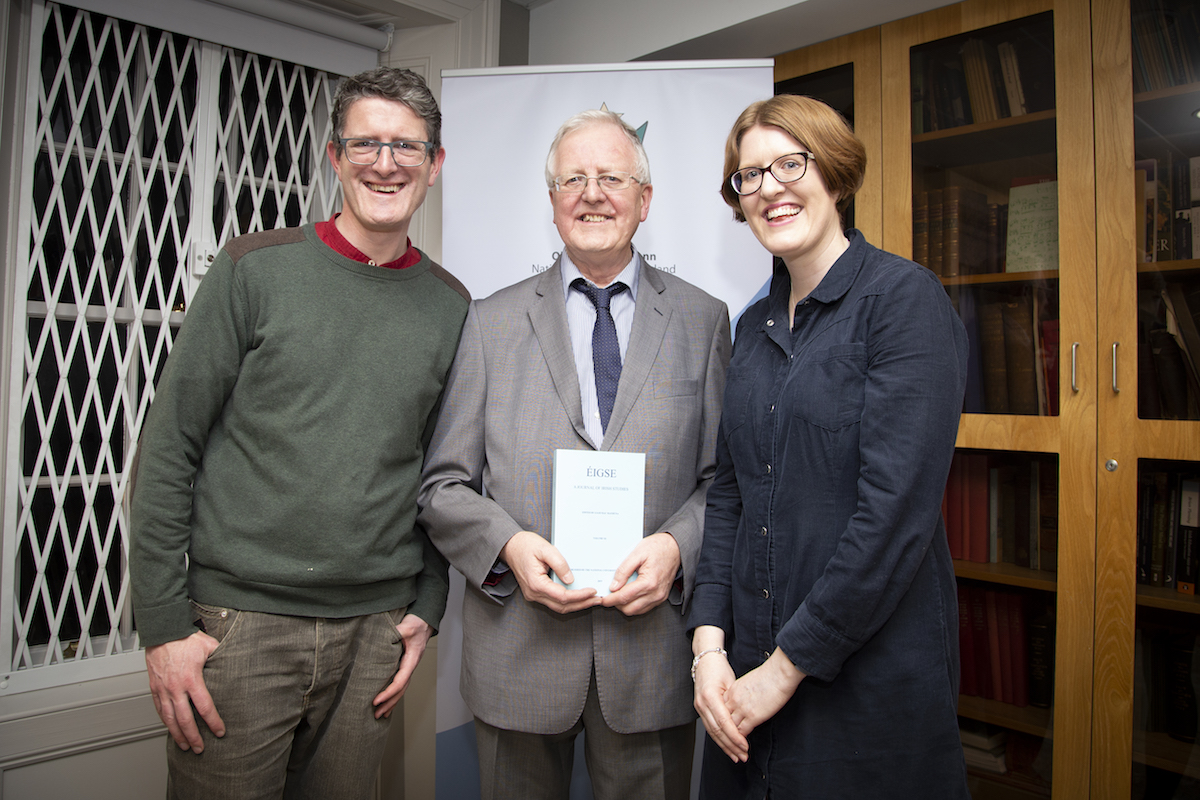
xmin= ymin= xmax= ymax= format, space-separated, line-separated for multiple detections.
xmin=561 ymin=248 xmax=641 ymax=448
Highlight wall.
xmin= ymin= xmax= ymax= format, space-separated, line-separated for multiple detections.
xmin=527 ymin=0 xmax=957 ymax=65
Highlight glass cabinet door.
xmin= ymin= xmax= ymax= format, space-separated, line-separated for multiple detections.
xmin=773 ymin=27 xmax=882 ymax=245
xmin=1094 ymin=0 xmax=1200 ymax=797
xmin=883 ymin=0 xmax=1097 ymax=796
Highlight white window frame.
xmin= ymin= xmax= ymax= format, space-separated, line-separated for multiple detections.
xmin=1 ymin=0 xmax=344 ymax=695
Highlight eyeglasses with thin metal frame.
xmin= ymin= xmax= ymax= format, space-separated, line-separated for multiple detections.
xmin=552 ymin=173 xmax=641 ymax=193
xmin=338 ymin=138 xmax=436 ymax=167
xmin=729 ymin=152 xmax=815 ymax=196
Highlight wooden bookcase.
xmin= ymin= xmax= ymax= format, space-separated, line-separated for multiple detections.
xmin=774 ymin=0 xmax=1200 ymax=796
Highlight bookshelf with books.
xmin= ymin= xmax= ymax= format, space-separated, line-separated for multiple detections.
xmin=773 ymin=0 xmax=1199 ymax=794
xmin=882 ymin=0 xmax=1094 ymax=796
xmin=773 ymin=26 xmax=882 ymax=245
xmin=1096 ymin=0 xmax=1200 ymax=795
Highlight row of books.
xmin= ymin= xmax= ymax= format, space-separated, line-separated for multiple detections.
xmin=1136 ymin=469 xmax=1200 ymax=592
xmin=1131 ymin=0 xmax=1200 ymax=94
xmin=914 ymin=187 xmax=997 ymax=276
xmin=956 ymin=291 xmax=1059 ymax=416
xmin=914 ymin=177 xmax=1059 ymax=278
xmin=1137 ymin=155 xmax=1200 ymax=263
xmin=943 ymin=452 xmax=1058 ymax=571
xmin=910 ymin=20 xmax=1054 ymax=135
xmin=957 ymin=583 xmax=1054 ymax=709
xmin=1135 ymin=624 xmax=1198 ymax=744
xmin=1139 ymin=284 xmax=1200 ymax=421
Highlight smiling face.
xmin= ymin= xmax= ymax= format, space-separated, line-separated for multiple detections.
xmin=550 ymin=122 xmax=652 ymax=283
xmin=326 ymin=96 xmax=445 ymax=253
xmin=736 ymin=124 xmax=846 ymax=272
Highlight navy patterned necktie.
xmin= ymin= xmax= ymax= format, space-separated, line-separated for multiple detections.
xmin=572 ymin=278 xmax=628 ymax=432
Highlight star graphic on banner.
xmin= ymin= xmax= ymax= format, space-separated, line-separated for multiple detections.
xmin=599 ymin=102 xmax=648 ymax=142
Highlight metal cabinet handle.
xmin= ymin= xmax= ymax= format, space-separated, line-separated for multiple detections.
xmin=1112 ymin=342 xmax=1120 ymax=393
xmin=1071 ymin=342 xmax=1080 ymax=393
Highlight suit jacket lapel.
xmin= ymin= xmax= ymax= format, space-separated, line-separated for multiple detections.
xmin=530 ymin=260 xmax=590 ymax=443
xmin=603 ymin=257 xmax=669 ymax=449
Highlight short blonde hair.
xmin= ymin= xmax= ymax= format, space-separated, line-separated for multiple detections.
xmin=720 ymin=95 xmax=866 ymax=223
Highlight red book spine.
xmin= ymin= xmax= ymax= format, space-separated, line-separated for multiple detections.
xmin=958 ymin=583 xmax=977 ymax=697
xmin=971 ymin=586 xmax=992 ymax=699
xmin=968 ymin=454 xmax=990 ymax=562
xmin=1008 ymin=591 xmax=1029 ymax=707
xmin=946 ymin=454 xmax=964 ymax=560
xmin=995 ymin=589 xmax=1014 ymax=703
xmin=985 ymin=589 xmax=1004 ymax=701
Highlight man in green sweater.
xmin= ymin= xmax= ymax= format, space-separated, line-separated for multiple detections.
xmin=130 ymin=67 xmax=469 ymax=798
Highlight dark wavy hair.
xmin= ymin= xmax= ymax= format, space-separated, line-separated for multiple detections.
xmin=330 ymin=67 xmax=442 ymax=154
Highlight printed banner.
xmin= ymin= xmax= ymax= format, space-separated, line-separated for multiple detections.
xmin=436 ymin=60 xmax=774 ymax=800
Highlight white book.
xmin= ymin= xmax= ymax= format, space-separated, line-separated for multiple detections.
xmin=550 ymin=449 xmax=646 ymax=595
xmin=1006 ymin=181 xmax=1059 ymax=272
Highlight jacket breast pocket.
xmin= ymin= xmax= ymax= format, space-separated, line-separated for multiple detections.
xmin=791 ymin=342 xmax=866 ymax=431
xmin=654 ymin=379 xmax=698 ymax=399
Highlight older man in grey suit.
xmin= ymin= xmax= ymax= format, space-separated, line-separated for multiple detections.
xmin=418 ymin=109 xmax=731 ymax=800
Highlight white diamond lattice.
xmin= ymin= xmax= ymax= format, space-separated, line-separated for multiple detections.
xmin=4 ymin=0 xmax=341 ymax=684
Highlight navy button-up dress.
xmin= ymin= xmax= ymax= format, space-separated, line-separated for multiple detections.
xmin=689 ymin=230 xmax=971 ymax=798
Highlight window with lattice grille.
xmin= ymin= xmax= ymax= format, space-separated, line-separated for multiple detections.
xmin=2 ymin=0 xmax=343 ymax=693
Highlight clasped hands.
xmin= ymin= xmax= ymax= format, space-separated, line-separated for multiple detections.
xmin=691 ymin=626 xmax=805 ymax=763
xmin=500 ymin=529 xmax=679 ymax=616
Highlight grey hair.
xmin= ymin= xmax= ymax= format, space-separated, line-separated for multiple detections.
xmin=544 ymin=109 xmax=651 ymax=188
xmin=330 ymin=67 xmax=442 ymax=154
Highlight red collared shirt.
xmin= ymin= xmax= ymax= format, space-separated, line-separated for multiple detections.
xmin=314 ymin=213 xmax=420 ymax=269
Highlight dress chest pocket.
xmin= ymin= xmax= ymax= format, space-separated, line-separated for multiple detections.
xmin=790 ymin=342 xmax=867 ymax=431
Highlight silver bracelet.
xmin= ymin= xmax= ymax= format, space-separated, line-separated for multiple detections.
xmin=690 ymin=647 xmax=728 ymax=682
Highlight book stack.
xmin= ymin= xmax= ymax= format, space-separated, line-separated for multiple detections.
xmin=959 ymin=719 xmax=1008 ymax=774
xmin=943 ymin=453 xmax=1058 ymax=572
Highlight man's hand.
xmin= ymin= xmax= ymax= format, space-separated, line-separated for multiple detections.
xmin=691 ymin=626 xmax=747 ymax=762
xmin=725 ymin=648 xmax=805 ymax=739
xmin=373 ymin=614 xmax=434 ymax=719
xmin=501 ymin=530 xmax=601 ymax=614
xmin=145 ymin=631 xmax=225 ymax=753
xmin=600 ymin=532 xmax=681 ymax=616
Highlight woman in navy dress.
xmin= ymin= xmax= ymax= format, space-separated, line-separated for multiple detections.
xmin=688 ymin=94 xmax=971 ymax=798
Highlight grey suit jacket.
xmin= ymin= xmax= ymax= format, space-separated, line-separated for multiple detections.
xmin=418 ymin=254 xmax=731 ymax=735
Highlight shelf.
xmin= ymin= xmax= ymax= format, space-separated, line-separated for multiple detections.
xmin=956 ymin=560 xmax=1059 ymax=591
xmin=957 ymin=413 xmax=1061 ymax=452
xmin=958 ymin=694 xmax=1053 ymax=738
xmin=1135 ymin=584 xmax=1200 ymax=613
xmin=1133 ymin=729 xmax=1200 ymax=779
xmin=1136 ymin=259 xmax=1200 ymax=276
xmin=913 ymin=111 xmax=1057 ymax=170
xmin=967 ymin=769 xmax=1052 ymax=800
xmin=943 ymin=270 xmax=1060 ymax=286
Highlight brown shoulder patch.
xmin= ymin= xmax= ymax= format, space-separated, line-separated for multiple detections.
xmin=428 ymin=262 xmax=471 ymax=302
xmin=223 ymin=228 xmax=307 ymax=263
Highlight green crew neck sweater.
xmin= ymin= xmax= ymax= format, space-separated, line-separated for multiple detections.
xmin=131 ymin=225 xmax=469 ymax=647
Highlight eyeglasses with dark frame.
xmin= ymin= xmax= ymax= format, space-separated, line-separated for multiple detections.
xmin=552 ymin=173 xmax=641 ymax=193
xmin=338 ymin=138 xmax=435 ymax=167
xmin=729 ymin=152 xmax=815 ymax=196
